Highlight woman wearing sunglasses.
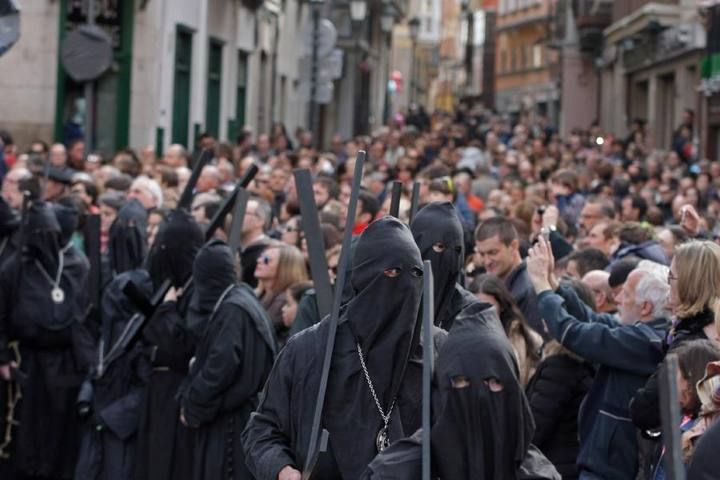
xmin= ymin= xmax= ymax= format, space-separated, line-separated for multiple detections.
xmin=255 ymin=243 xmax=309 ymax=346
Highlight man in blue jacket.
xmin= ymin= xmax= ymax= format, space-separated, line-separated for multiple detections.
xmin=526 ymin=236 xmax=668 ymax=480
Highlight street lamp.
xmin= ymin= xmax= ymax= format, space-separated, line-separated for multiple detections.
xmin=307 ymin=0 xmax=325 ymax=138
xmin=408 ymin=16 xmax=421 ymax=105
xmin=350 ymin=0 xmax=367 ymax=22
xmin=350 ymin=0 xmax=367 ymax=135
xmin=461 ymin=0 xmax=474 ymax=95
xmin=380 ymin=7 xmax=395 ymax=34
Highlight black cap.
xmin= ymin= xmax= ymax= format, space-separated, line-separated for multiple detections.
xmin=47 ymin=166 xmax=74 ymax=185
xmin=608 ymin=256 xmax=640 ymax=289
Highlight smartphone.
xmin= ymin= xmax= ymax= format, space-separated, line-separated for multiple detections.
xmin=540 ymin=227 xmax=551 ymax=241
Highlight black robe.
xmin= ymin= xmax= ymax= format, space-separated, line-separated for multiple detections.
xmin=75 ymin=269 xmax=154 ymax=480
xmin=103 ymin=199 xmax=148 ymax=288
xmin=181 ymin=241 xmax=277 ymax=480
xmin=362 ymin=432 xmax=559 ymax=480
xmin=135 ymin=209 xmax=205 ymax=480
xmin=242 ymin=217 xmax=425 ymax=480
xmin=410 ymin=202 xmax=467 ymax=331
xmin=362 ymin=304 xmax=538 ymax=480
xmin=0 ymin=197 xmax=19 ymax=479
xmin=0 ymin=202 xmax=92 ymax=479
xmin=133 ymin=291 xmax=198 ymax=480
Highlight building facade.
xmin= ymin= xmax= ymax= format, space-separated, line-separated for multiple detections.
xmin=598 ymin=0 xmax=704 ymax=149
xmin=2 ymin=0 xmax=406 ymax=153
xmin=494 ymin=0 xmax=559 ymax=125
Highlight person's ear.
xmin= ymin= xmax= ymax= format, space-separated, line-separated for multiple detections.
xmin=595 ymin=291 xmax=605 ymax=308
xmin=510 ymin=238 xmax=519 ymax=252
xmin=640 ymin=300 xmax=653 ymax=318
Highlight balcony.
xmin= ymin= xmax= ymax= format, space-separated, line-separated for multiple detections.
xmin=621 ymin=22 xmax=705 ymax=72
xmin=577 ymin=13 xmax=611 ymax=53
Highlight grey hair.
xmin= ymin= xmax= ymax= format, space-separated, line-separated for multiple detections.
xmin=249 ymin=197 xmax=272 ymax=229
xmin=637 ymin=259 xmax=669 ymax=279
xmin=131 ymin=175 xmax=163 ymax=208
xmin=634 ymin=269 xmax=670 ymax=319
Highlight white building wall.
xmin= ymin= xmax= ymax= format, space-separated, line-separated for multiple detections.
xmin=419 ymin=0 xmax=441 ymax=44
xmin=0 ymin=0 xmax=61 ymax=148
xmin=131 ymin=0 xmax=264 ymax=151
xmin=129 ymin=0 xmax=166 ymax=150
xmin=275 ymin=0 xmax=308 ymax=135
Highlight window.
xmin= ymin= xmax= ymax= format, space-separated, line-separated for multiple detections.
xmin=228 ymin=51 xmax=248 ymax=142
xmin=533 ymin=44 xmax=542 ymax=68
xmin=172 ymin=26 xmax=193 ymax=147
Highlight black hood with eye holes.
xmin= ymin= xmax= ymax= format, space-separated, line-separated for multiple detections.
xmin=323 ymin=216 xmax=425 ymax=479
xmin=14 ymin=202 xmax=89 ymax=331
xmin=348 ymin=215 xmax=424 ymax=349
xmin=146 ymin=210 xmax=204 ymax=289
xmin=411 ymin=202 xmax=465 ymax=329
xmin=108 ymin=199 xmax=147 ymax=275
xmin=431 ymin=303 xmax=534 ymax=480
xmin=23 ymin=201 xmax=62 ymax=272
xmin=190 ymin=239 xmax=237 ymax=314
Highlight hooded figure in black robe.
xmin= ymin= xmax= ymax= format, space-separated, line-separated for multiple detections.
xmin=410 ymin=202 xmax=478 ymax=332
xmin=0 ymin=195 xmax=20 ymax=266
xmin=0 ymin=201 xmax=91 ymax=479
xmin=104 ymin=199 xmax=147 ymax=282
xmin=135 ymin=210 xmax=204 ymax=480
xmin=180 ymin=240 xmax=277 ymax=480
xmin=0 ymin=196 xmax=20 ymax=478
xmin=362 ymin=305 xmax=549 ymax=480
xmin=75 ymin=269 xmax=153 ymax=480
xmin=242 ymin=216 xmax=425 ymax=480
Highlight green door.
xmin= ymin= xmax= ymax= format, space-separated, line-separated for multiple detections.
xmin=236 ymin=51 xmax=248 ymax=133
xmin=54 ymin=0 xmax=134 ymax=154
xmin=172 ymin=26 xmax=193 ymax=147
xmin=205 ymin=39 xmax=223 ymax=139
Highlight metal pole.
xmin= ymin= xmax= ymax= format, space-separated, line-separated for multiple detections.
xmin=411 ymin=40 xmax=417 ymax=105
xmin=353 ymin=22 xmax=361 ymax=136
xmin=84 ymin=0 xmax=96 ymax=155
xmin=308 ymin=4 xmax=320 ymax=135
xmin=421 ymin=260 xmax=434 ymax=480
xmin=466 ymin=11 xmax=474 ymax=95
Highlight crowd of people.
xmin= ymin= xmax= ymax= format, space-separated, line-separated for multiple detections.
xmin=0 ymin=104 xmax=719 ymax=480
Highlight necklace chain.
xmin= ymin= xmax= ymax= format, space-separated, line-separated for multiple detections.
xmin=356 ymin=342 xmax=396 ymax=426
xmin=34 ymin=250 xmax=65 ymax=289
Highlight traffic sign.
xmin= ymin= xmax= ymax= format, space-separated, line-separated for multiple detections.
xmin=304 ymin=19 xmax=337 ymax=58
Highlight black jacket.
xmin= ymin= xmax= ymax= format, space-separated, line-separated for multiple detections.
xmin=525 ymin=353 xmax=594 ymax=480
xmin=630 ymin=308 xmax=713 ymax=431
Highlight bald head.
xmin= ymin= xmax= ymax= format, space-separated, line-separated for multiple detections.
xmin=164 ymin=144 xmax=188 ymax=168
xmin=582 ymin=270 xmax=616 ymax=314
xmin=49 ymin=143 xmax=67 ymax=167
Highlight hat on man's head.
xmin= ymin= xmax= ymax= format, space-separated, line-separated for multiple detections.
xmin=47 ymin=166 xmax=74 ymax=185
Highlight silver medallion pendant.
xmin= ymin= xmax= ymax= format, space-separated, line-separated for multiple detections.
xmin=376 ymin=426 xmax=390 ymax=452
xmin=51 ymin=287 xmax=65 ymax=304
